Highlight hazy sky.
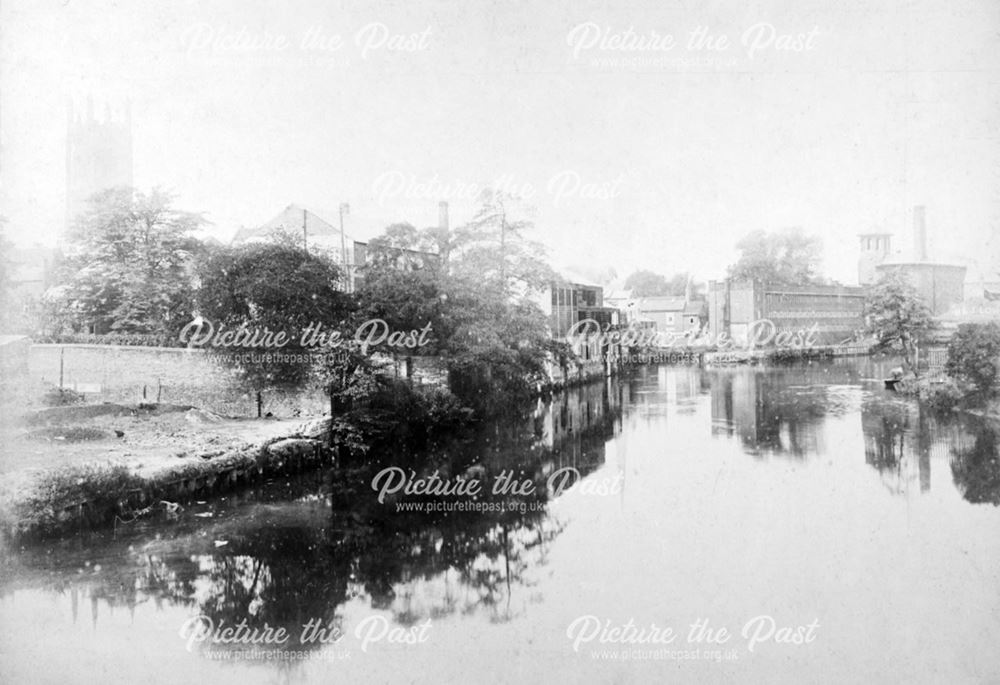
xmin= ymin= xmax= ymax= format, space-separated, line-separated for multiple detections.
xmin=2 ymin=0 xmax=999 ymax=283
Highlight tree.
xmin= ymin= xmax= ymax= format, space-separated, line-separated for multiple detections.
xmin=352 ymin=195 xmax=557 ymax=415
xmin=945 ymin=322 xmax=1000 ymax=397
xmin=728 ymin=227 xmax=822 ymax=285
xmin=55 ymin=187 xmax=205 ymax=335
xmin=196 ymin=239 xmax=355 ymax=391
xmin=624 ymin=270 xmax=703 ymax=298
xmin=453 ymin=189 xmax=556 ymax=296
xmin=624 ymin=270 xmax=669 ymax=296
xmin=353 ymin=260 xmax=448 ymax=359
xmin=864 ymin=271 xmax=936 ymax=376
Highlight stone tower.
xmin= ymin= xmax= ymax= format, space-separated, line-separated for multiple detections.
xmin=65 ymin=97 xmax=133 ymax=232
xmin=857 ymin=232 xmax=893 ymax=285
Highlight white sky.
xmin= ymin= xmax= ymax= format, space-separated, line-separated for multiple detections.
xmin=2 ymin=0 xmax=999 ymax=283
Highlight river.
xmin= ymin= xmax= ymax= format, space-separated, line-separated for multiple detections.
xmin=2 ymin=357 xmax=999 ymax=684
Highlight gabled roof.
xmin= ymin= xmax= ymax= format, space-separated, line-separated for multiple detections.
xmin=638 ymin=296 xmax=687 ymax=312
xmin=233 ymin=204 xmax=397 ymax=245
xmin=232 ymin=205 xmax=343 ymax=244
xmin=683 ymin=300 xmax=707 ymax=316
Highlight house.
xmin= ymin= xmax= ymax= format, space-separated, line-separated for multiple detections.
xmin=538 ymin=277 xmax=623 ymax=364
xmin=635 ymin=296 xmax=706 ymax=334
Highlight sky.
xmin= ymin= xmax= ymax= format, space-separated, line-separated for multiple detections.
xmin=2 ymin=0 xmax=999 ymax=284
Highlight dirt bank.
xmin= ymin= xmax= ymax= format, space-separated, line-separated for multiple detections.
xmin=0 ymin=403 xmax=335 ymax=539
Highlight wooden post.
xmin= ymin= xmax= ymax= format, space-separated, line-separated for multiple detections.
xmin=59 ymin=347 xmax=64 ymax=388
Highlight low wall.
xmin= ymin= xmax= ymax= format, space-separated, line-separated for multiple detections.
xmin=24 ymin=345 xmax=451 ymax=416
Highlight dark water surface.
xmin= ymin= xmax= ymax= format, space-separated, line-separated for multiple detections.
xmin=2 ymin=358 xmax=999 ymax=684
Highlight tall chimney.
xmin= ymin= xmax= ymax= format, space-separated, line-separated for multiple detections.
xmin=913 ymin=205 xmax=927 ymax=261
xmin=438 ymin=201 xmax=449 ymax=231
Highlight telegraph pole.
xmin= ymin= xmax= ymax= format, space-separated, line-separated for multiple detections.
xmin=302 ymin=208 xmax=308 ymax=254
xmin=339 ymin=203 xmax=350 ymax=289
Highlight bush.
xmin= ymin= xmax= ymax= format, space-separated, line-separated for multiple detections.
xmin=917 ymin=377 xmax=963 ymax=412
xmin=8 ymin=463 xmax=145 ymax=536
xmin=41 ymin=387 xmax=85 ymax=406
xmin=330 ymin=379 xmax=473 ymax=457
xmin=945 ymin=322 xmax=1000 ymax=397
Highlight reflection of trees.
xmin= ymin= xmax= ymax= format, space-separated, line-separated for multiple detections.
xmin=194 ymin=512 xmax=348 ymax=650
xmin=951 ymin=423 xmax=1000 ymax=506
xmin=2 ymin=384 xmax=617 ymax=644
xmin=860 ymin=396 xmax=936 ymax=496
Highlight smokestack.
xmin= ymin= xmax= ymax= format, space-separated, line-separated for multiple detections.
xmin=438 ymin=201 xmax=449 ymax=231
xmin=913 ymin=205 xmax=927 ymax=261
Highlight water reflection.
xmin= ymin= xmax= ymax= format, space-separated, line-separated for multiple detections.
xmin=951 ymin=422 xmax=1000 ymax=506
xmin=2 ymin=361 xmax=999 ymax=683
xmin=0 ymin=382 xmax=623 ymax=657
xmin=707 ymin=362 xmax=863 ymax=458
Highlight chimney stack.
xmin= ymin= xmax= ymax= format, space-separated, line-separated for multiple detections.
xmin=913 ymin=205 xmax=927 ymax=261
xmin=438 ymin=201 xmax=449 ymax=231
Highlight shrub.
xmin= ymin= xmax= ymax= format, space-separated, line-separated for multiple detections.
xmin=916 ymin=377 xmax=963 ymax=412
xmin=945 ymin=322 xmax=1000 ymax=397
xmin=41 ymin=387 xmax=85 ymax=406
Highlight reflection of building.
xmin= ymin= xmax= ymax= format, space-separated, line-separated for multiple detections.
xmin=707 ymin=280 xmax=865 ymax=346
xmin=535 ymin=380 xmax=623 ymax=468
xmin=708 ymin=367 xmax=828 ymax=457
xmin=66 ymin=98 xmax=133 ymax=232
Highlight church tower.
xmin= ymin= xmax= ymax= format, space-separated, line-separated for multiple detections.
xmin=65 ymin=97 xmax=134 ymax=233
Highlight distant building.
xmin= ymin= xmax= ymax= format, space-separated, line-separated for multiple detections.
xmin=3 ymin=245 xmax=60 ymax=333
xmin=232 ymin=202 xmax=443 ymax=292
xmin=857 ymin=232 xmax=893 ymax=285
xmin=540 ymin=279 xmax=621 ymax=363
xmin=871 ymin=206 xmax=966 ymax=316
xmin=707 ymin=279 xmax=866 ymax=346
xmin=66 ymin=98 xmax=133 ymax=232
xmin=635 ymin=296 xmax=706 ymax=333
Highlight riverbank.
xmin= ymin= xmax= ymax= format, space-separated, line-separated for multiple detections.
xmin=0 ymin=402 xmax=338 ymax=539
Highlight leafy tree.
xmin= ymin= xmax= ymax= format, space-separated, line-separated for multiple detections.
xmin=728 ymin=227 xmax=822 ymax=285
xmin=196 ymin=239 xmax=355 ymax=391
xmin=624 ymin=270 xmax=670 ymax=296
xmin=945 ymin=322 xmax=1000 ymax=397
xmin=624 ymin=270 xmax=703 ymax=298
xmin=352 ymin=262 xmax=448 ymax=362
xmin=363 ymin=223 xmax=439 ymax=271
xmin=453 ymin=189 xmax=556 ymax=296
xmin=864 ymin=271 xmax=936 ymax=376
xmin=55 ymin=187 xmax=205 ymax=335
xmin=353 ymin=192 xmax=558 ymax=415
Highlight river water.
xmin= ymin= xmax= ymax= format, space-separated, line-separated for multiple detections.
xmin=2 ymin=357 xmax=999 ymax=684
